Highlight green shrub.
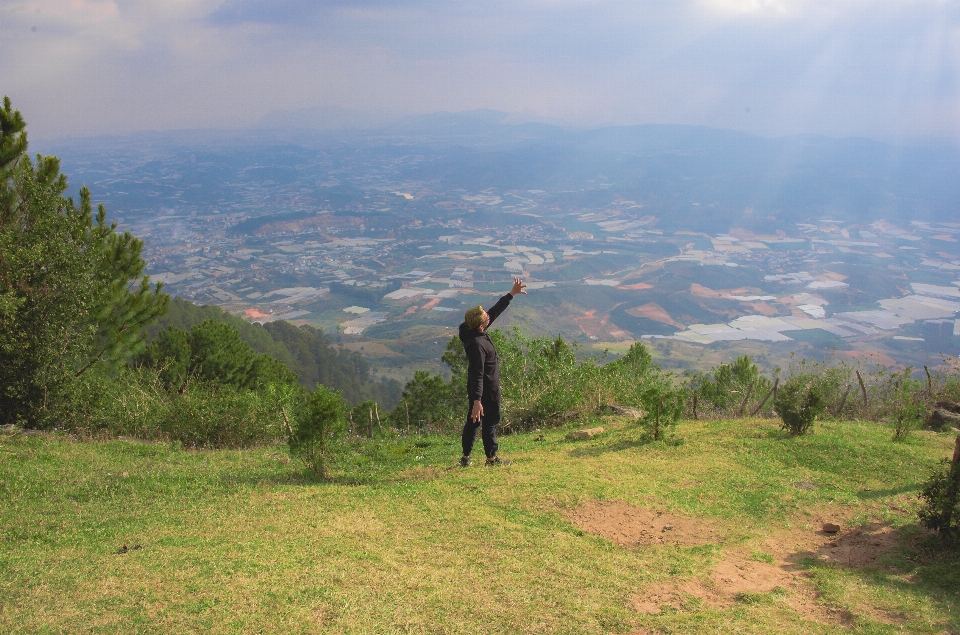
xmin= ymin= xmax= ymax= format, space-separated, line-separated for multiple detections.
xmin=349 ymin=399 xmax=384 ymax=437
xmin=639 ymin=379 xmax=685 ymax=441
xmin=65 ymin=366 xmax=293 ymax=447
xmin=289 ymin=384 xmax=345 ymax=477
xmin=684 ymin=355 xmax=772 ymax=418
xmin=890 ymin=368 xmax=924 ymax=440
xmin=599 ymin=342 xmax=656 ymax=411
xmin=495 ymin=331 xmax=598 ymax=429
xmin=774 ymin=375 xmax=825 ymax=435
xmin=918 ymin=457 xmax=960 ymax=540
xmin=139 ymin=320 xmax=298 ymax=392
xmin=390 ymin=330 xmax=605 ymax=433
xmin=160 ymin=383 xmax=284 ymax=448
xmin=389 ymin=370 xmax=462 ymax=433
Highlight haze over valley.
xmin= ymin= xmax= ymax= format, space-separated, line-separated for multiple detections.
xmin=46 ymin=113 xmax=960 ymax=381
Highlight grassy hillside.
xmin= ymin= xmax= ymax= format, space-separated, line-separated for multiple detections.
xmin=1 ymin=418 xmax=957 ymax=634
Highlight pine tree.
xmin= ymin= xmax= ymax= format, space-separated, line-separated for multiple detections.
xmin=0 ymin=97 xmax=168 ymax=426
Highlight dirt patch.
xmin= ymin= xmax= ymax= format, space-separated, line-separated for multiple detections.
xmin=783 ymin=522 xmax=903 ymax=570
xmin=747 ymin=301 xmax=778 ymax=316
xmin=689 ymin=283 xmax=723 ymax=298
xmin=565 ymin=500 xmax=722 ymax=548
xmin=689 ymin=284 xmax=754 ymax=299
xmin=420 ymin=297 xmax=441 ymax=311
xmin=632 ymin=553 xmax=847 ymax=625
xmin=625 ymin=303 xmax=683 ymax=328
xmin=617 ymin=282 xmax=653 ymax=290
xmin=629 ymin=505 xmax=912 ymax=625
xmin=574 ymin=311 xmax=632 ymax=341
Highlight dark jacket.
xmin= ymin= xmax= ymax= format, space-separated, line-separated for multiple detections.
xmin=458 ymin=294 xmax=513 ymax=404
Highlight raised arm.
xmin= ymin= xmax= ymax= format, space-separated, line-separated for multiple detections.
xmin=485 ymin=277 xmax=527 ymax=326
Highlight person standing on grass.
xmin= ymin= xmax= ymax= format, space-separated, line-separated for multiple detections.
xmin=458 ymin=276 xmax=527 ymax=467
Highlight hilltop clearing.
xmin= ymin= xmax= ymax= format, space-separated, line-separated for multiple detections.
xmin=2 ymin=417 xmax=957 ymax=634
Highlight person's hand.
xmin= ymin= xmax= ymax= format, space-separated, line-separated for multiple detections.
xmin=510 ymin=277 xmax=527 ymax=297
xmin=470 ymin=400 xmax=484 ymax=423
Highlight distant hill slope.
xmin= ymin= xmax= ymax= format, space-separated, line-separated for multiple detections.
xmin=149 ymin=298 xmax=402 ymax=407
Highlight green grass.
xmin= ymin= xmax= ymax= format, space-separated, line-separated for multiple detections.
xmin=1 ymin=419 xmax=957 ymax=634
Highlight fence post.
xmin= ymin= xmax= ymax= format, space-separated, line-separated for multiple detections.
xmin=750 ymin=377 xmax=778 ymax=417
xmin=834 ymin=384 xmax=852 ymax=418
xmin=280 ymin=405 xmax=293 ymax=438
xmin=368 ymin=408 xmax=374 ymax=439
xmin=737 ymin=380 xmax=755 ymax=418
xmin=856 ymin=370 xmax=867 ymax=406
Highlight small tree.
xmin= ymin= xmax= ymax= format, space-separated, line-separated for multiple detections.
xmin=890 ymin=368 xmax=924 ymax=440
xmin=774 ymin=375 xmax=825 ymax=435
xmin=0 ymin=97 xmax=167 ymax=426
xmin=685 ymin=355 xmax=770 ymax=417
xmin=639 ymin=377 xmax=685 ymax=442
xmin=388 ymin=370 xmax=461 ymax=432
xmin=918 ymin=439 xmax=960 ymax=540
xmin=289 ymin=384 xmax=345 ymax=477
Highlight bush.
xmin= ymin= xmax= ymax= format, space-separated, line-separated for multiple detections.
xmin=390 ymin=330 xmax=605 ymax=433
xmin=890 ymin=368 xmax=925 ymax=440
xmin=639 ymin=379 xmax=685 ymax=442
xmin=139 ymin=320 xmax=298 ymax=392
xmin=389 ymin=370 xmax=462 ymax=433
xmin=774 ymin=375 xmax=825 ymax=435
xmin=289 ymin=384 xmax=345 ymax=477
xmin=494 ymin=330 xmax=598 ymax=429
xmin=349 ymin=399 xmax=384 ymax=437
xmin=65 ymin=366 xmax=293 ymax=447
xmin=685 ymin=355 xmax=771 ymax=418
xmin=918 ymin=456 xmax=960 ymax=540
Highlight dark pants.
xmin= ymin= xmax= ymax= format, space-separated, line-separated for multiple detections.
xmin=461 ymin=398 xmax=500 ymax=458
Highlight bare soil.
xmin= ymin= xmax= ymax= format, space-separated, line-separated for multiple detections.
xmin=565 ymin=500 xmax=722 ymax=548
xmin=567 ymin=499 xmax=915 ymax=626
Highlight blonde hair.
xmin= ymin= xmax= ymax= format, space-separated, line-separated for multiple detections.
xmin=464 ymin=305 xmax=485 ymax=329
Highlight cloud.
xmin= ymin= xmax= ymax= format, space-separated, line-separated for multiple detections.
xmin=1 ymin=0 xmax=957 ymax=140
xmin=203 ymin=0 xmax=322 ymax=26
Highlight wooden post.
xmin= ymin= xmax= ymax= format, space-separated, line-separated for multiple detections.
xmin=925 ymin=365 xmax=933 ymax=397
xmin=692 ymin=394 xmax=698 ymax=420
xmin=834 ymin=384 xmax=852 ymax=418
xmin=375 ymin=403 xmax=383 ymax=435
xmin=368 ymin=409 xmax=374 ymax=439
xmin=737 ymin=380 xmax=755 ymax=418
xmin=280 ymin=405 xmax=293 ymax=438
xmin=750 ymin=378 xmax=778 ymax=417
xmin=856 ymin=370 xmax=868 ymax=406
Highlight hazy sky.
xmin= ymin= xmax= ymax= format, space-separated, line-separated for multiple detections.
xmin=2 ymin=0 xmax=958 ymax=141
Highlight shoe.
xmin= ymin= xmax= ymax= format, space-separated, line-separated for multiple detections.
xmin=485 ymin=456 xmax=511 ymax=466
xmin=458 ymin=456 xmax=472 ymax=468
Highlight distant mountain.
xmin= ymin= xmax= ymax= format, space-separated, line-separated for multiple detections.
xmin=258 ymin=105 xmax=401 ymax=131
xmin=45 ymin=110 xmax=960 ymax=228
